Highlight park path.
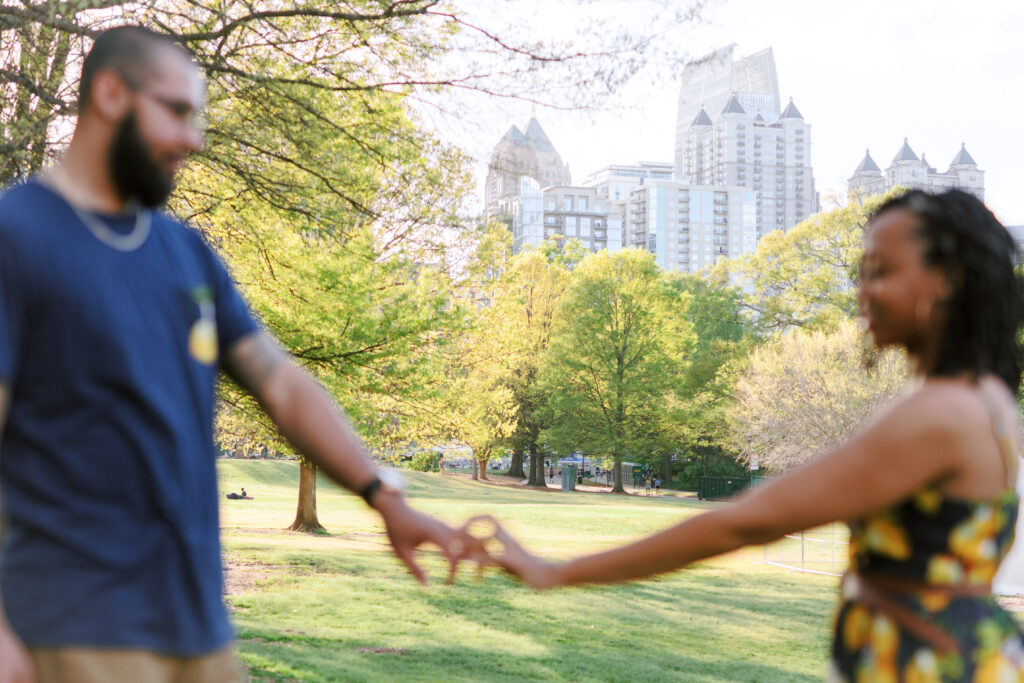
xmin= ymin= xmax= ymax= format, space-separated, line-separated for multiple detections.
xmin=447 ymin=472 xmax=695 ymax=498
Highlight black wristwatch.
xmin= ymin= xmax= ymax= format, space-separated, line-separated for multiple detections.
xmin=358 ymin=470 xmax=405 ymax=507
xmin=358 ymin=478 xmax=382 ymax=505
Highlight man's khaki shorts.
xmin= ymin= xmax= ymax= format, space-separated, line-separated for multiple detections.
xmin=29 ymin=644 xmax=246 ymax=683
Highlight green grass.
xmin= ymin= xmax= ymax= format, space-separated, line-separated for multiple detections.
xmin=218 ymin=460 xmax=840 ymax=682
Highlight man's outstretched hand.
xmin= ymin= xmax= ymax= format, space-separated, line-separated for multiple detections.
xmin=373 ymin=492 xmax=465 ymax=585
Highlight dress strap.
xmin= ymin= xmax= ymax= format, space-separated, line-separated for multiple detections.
xmin=976 ymin=387 xmax=1019 ymax=490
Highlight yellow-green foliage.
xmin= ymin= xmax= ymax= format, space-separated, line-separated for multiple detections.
xmin=732 ymin=320 xmax=909 ymax=472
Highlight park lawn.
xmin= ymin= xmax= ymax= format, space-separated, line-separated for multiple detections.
xmin=218 ymin=460 xmax=840 ymax=682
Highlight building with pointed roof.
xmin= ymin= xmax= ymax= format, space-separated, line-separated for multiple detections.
xmin=484 ymin=114 xmax=571 ymax=216
xmin=778 ymin=97 xmax=802 ymax=120
xmin=673 ymin=45 xmax=781 ymax=174
xmin=681 ymin=88 xmax=817 ymax=238
xmin=847 ymin=139 xmax=984 ymax=201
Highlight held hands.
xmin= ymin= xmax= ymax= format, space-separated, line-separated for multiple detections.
xmin=450 ymin=515 xmax=560 ymax=590
xmin=374 ymin=493 xmax=557 ymax=589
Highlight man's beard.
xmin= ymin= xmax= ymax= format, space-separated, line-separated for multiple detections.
xmin=108 ymin=111 xmax=174 ymax=208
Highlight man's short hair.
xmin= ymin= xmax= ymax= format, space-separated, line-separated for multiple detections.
xmin=79 ymin=26 xmax=184 ymax=108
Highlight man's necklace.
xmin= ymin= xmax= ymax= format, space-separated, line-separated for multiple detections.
xmin=38 ymin=173 xmax=152 ymax=252
xmin=69 ymin=202 xmax=151 ymax=252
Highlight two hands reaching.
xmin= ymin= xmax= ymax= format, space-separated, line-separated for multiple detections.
xmin=382 ymin=503 xmax=555 ymax=590
xmin=447 ymin=515 xmax=558 ymax=590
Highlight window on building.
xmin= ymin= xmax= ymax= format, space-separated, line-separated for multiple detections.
xmin=579 ymin=197 xmax=589 ymax=211
xmin=563 ymin=196 xmax=574 ymax=211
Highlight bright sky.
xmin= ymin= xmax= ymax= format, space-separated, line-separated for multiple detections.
xmin=451 ymin=0 xmax=1024 ymax=225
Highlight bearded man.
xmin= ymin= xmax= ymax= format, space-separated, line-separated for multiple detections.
xmin=0 ymin=26 xmax=459 ymax=683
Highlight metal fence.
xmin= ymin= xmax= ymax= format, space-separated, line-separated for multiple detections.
xmin=762 ymin=523 xmax=848 ymax=577
xmin=697 ymin=475 xmax=766 ymax=501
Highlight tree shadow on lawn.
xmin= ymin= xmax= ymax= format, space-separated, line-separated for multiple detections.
xmin=237 ymin=630 xmax=823 ymax=682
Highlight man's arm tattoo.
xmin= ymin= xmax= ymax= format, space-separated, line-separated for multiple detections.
xmin=224 ymin=333 xmax=288 ymax=397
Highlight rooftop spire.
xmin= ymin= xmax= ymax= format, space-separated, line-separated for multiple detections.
xmin=854 ymin=148 xmax=880 ymax=174
xmin=691 ymin=105 xmax=713 ymax=127
xmin=721 ymin=92 xmax=746 ymax=116
xmin=949 ymin=142 xmax=977 ymax=167
xmin=892 ymin=137 xmax=919 ymax=162
xmin=779 ymin=96 xmax=803 ymax=120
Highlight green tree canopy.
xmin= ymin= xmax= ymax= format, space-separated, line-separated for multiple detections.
xmin=539 ymin=249 xmax=695 ymax=492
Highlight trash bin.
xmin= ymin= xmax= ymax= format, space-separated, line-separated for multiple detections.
xmin=561 ymin=465 xmax=576 ymax=492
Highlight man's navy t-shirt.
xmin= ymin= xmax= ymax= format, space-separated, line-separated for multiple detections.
xmin=0 ymin=179 xmax=259 ymax=655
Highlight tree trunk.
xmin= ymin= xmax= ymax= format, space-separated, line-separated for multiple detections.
xmin=527 ymin=441 xmax=546 ymax=486
xmin=471 ymin=459 xmax=479 ymax=480
xmin=505 ymin=448 xmax=526 ymax=479
xmin=478 ymin=459 xmax=490 ymax=481
xmin=612 ymin=457 xmax=625 ymax=493
xmin=661 ymin=454 xmax=673 ymax=484
xmin=289 ymin=459 xmax=325 ymax=533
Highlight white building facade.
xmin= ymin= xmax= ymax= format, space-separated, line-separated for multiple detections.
xmin=580 ymin=162 xmax=674 ymax=250
xmin=848 ymin=139 xmax=984 ymax=202
xmin=500 ymin=181 xmax=623 ymax=254
xmin=674 ymin=45 xmax=781 ymax=172
xmin=681 ymin=94 xmax=817 ymax=239
xmin=630 ymin=179 xmax=757 ymax=274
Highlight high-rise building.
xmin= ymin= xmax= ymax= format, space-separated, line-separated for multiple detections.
xmin=681 ymin=93 xmax=817 ymax=238
xmin=484 ymin=114 xmax=571 ymax=216
xmin=674 ymin=46 xmax=816 ymax=238
xmin=630 ymin=180 xmax=757 ymax=274
xmin=674 ymin=45 xmax=781 ymax=172
xmin=848 ymin=139 xmax=984 ymax=202
xmin=580 ymin=162 xmax=674 ymax=249
xmin=500 ymin=181 xmax=623 ymax=254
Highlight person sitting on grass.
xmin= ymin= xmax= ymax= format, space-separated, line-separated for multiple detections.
xmin=226 ymin=488 xmax=253 ymax=501
xmin=463 ymin=190 xmax=1024 ymax=680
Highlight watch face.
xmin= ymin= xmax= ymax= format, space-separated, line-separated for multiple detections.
xmin=379 ymin=468 xmax=407 ymax=492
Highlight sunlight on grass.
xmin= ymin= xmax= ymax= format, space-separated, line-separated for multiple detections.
xmin=219 ymin=460 xmax=837 ymax=681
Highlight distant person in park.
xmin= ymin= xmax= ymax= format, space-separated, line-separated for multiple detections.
xmin=654 ymin=478 xmax=661 ymax=496
xmin=0 ymin=26 xmax=460 ymax=683
xmin=225 ymin=488 xmax=251 ymax=501
xmin=465 ymin=190 xmax=1024 ymax=679
xmin=644 ymin=477 xmax=651 ymax=496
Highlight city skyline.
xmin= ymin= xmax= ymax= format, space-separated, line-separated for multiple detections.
xmin=456 ymin=0 xmax=1023 ymax=226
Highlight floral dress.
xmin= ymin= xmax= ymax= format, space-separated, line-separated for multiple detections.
xmin=830 ymin=485 xmax=1024 ymax=682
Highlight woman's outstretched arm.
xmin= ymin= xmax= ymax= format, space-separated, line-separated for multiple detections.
xmin=488 ymin=383 xmax=987 ymax=589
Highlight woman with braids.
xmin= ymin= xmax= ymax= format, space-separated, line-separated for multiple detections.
xmin=467 ymin=190 xmax=1024 ymax=680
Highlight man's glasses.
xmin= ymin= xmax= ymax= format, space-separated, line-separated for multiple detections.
xmin=116 ymin=67 xmax=208 ymax=133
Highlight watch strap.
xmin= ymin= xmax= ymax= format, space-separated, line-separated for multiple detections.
xmin=358 ymin=477 xmax=382 ymax=506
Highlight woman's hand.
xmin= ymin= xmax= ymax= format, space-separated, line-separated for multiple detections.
xmin=457 ymin=515 xmax=561 ymax=590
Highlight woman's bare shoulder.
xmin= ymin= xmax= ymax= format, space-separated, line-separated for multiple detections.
xmin=861 ymin=378 xmax=989 ymax=452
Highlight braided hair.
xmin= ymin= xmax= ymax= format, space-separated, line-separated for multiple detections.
xmin=871 ymin=189 xmax=1024 ymax=393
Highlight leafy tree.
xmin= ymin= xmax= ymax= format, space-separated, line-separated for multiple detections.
xmin=711 ymin=191 xmax=903 ymax=334
xmin=539 ymin=249 xmax=694 ymax=492
xmin=210 ymin=210 xmax=468 ymax=530
xmin=653 ymin=273 xmax=751 ymax=483
xmin=731 ymin=319 xmax=908 ymax=473
xmin=491 ymin=250 xmax=568 ymax=485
